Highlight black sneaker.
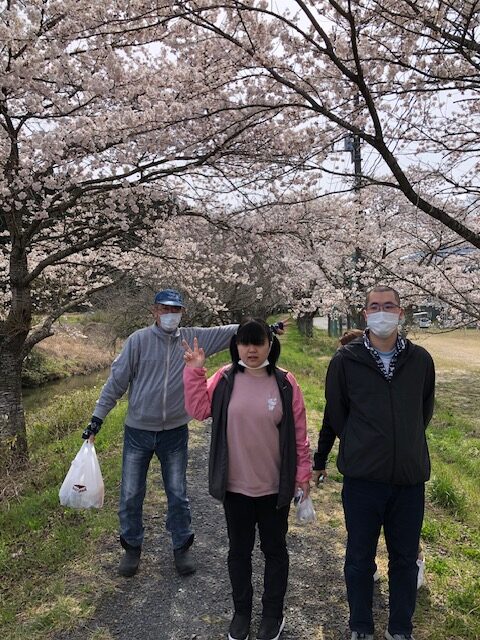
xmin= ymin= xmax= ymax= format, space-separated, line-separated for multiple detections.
xmin=256 ymin=616 xmax=285 ymax=640
xmin=228 ymin=612 xmax=250 ymax=640
xmin=173 ymin=545 xmax=196 ymax=575
xmin=118 ymin=547 xmax=141 ymax=577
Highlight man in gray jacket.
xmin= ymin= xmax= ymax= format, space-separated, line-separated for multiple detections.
xmin=82 ymin=289 xmax=240 ymax=577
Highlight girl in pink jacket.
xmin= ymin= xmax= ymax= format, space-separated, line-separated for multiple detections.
xmin=183 ymin=318 xmax=311 ymax=640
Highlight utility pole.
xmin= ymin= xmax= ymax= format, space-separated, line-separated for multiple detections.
xmin=344 ymin=130 xmax=362 ymax=192
xmin=352 ymin=132 xmax=362 ymax=193
xmin=326 ymin=130 xmax=363 ymax=336
xmin=352 ymin=91 xmax=362 ymax=192
xmin=327 ymin=106 xmax=364 ymax=336
xmin=343 ymin=102 xmax=365 ymax=328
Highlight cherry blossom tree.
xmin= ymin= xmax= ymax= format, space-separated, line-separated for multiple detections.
xmin=168 ymin=0 xmax=480 ymax=249
xmin=3 ymin=0 xmax=480 ymax=464
xmin=246 ymin=189 xmax=480 ymax=330
xmin=0 ymin=0 xmax=292 ymax=461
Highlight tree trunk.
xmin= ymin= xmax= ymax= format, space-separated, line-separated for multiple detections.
xmin=0 ymin=238 xmax=32 ymax=464
xmin=0 ymin=347 xmax=28 ymax=463
xmin=296 ymin=312 xmax=315 ymax=337
xmin=348 ymin=306 xmax=366 ymax=330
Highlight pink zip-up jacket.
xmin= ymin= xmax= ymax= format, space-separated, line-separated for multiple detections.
xmin=184 ymin=365 xmax=312 ymax=488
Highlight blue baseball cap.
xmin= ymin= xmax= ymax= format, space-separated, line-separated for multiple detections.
xmin=154 ymin=289 xmax=185 ymax=307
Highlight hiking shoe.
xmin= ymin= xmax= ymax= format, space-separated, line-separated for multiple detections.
xmin=228 ymin=612 xmax=250 ymax=640
xmin=173 ymin=544 xmax=196 ymax=575
xmin=351 ymin=633 xmax=374 ymax=640
xmin=256 ymin=616 xmax=285 ymax=640
xmin=385 ymin=633 xmax=415 ymax=640
xmin=118 ymin=547 xmax=141 ymax=577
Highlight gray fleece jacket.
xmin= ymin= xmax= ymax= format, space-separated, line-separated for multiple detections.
xmin=93 ymin=322 xmax=238 ymax=431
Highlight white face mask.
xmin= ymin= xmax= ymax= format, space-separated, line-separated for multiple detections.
xmin=238 ymin=358 xmax=270 ymax=370
xmin=366 ymin=311 xmax=400 ymax=338
xmin=159 ymin=312 xmax=182 ymax=332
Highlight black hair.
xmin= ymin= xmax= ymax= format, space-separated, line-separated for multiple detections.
xmin=365 ymin=285 xmax=401 ymax=308
xmin=229 ymin=317 xmax=281 ymax=374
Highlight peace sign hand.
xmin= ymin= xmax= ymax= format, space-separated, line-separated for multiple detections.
xmin=182 ymin=337 xmax=206 ymax=368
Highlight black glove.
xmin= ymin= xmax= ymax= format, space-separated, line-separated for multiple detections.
xmin=270 ymin=321 xmax=284 ymax=334
xmin=82 ymin=416 xmax=103 ymax=440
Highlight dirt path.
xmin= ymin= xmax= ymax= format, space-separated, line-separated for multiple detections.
xmin=54 ymin=419 xmax=392 ymax=640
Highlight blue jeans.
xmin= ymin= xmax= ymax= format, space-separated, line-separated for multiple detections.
xmin=342 ymin=476 xmax=424 ymax=636
xmin=119 ymin=424 xmax=193 ymax=550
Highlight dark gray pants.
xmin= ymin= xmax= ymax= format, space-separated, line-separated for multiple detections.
xmin=223 ymin=491 xmax=290 ymax=618
xmin=342 ymin=476 xmax=425 ymax=636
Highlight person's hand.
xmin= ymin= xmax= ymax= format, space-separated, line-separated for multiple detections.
xmin=296 ymin=480 xmax=310 ymax=502
xmin=82 ymin=416 xmax=103 ymax=440
xmin=182 ymin=337 xmax=206 ymax=368
xmin=312 ymin=469 xmax=327 ymax=486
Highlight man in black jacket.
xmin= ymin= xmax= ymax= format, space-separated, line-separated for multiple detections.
xmin=323 ymin=285 xmax=435 ymax=640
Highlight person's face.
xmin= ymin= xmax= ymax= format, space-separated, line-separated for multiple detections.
xmin=237 ymin=337 xmax=270 ymax=368
xmin=152 ymin=303 xmax=183 ymax=324
xmin=363 ymin=291 xmax=403 ymax=323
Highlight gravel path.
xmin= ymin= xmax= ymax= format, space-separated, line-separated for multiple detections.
xmin=58 ymin=420 xmax=390 ymax=640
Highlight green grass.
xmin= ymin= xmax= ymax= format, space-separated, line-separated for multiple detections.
xmin=0 ymin=393 xmax=126 ymax=639
xmin=428 ymin=474 xmax=468 ymax=517
xmin=59 ymin=313 xmax=87 ymax=324
xmin=21 ymin=349 xmax=72 ymax=387
xmin=415 ymin=384 xmax=480 ymax=638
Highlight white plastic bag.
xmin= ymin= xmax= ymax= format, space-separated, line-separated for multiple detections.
xmin=294 ymin=489 xmax=316 ymax=524
xmin=59 ymin=441 xmax=104 ymax=509
xmin=417 ymin=555 xmax=425 ymax=589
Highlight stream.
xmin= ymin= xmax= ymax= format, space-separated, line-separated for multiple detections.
xmin=22 ymin=368 xmax=110 ymax=414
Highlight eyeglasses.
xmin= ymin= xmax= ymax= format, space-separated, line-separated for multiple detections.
xmin=366 ymin=303 xmax=400 ymax=313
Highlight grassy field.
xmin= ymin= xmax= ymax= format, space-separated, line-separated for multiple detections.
xmin=407 ymin=329 xmax=480 ymax=638
xmin=0 ymin=326 xmax=479 ymax=639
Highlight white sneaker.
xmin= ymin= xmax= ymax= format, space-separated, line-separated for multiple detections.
xmin=351 ymin=633 xmax=374 ymax=640
xmin=416 ymin=556 xmax=425 ymax=589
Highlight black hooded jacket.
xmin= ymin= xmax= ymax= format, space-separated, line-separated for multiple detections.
xmin=208 ymin=365 xmax=298 ymax=508
xmin=324 ymin=337 xmax=435 ymax=485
